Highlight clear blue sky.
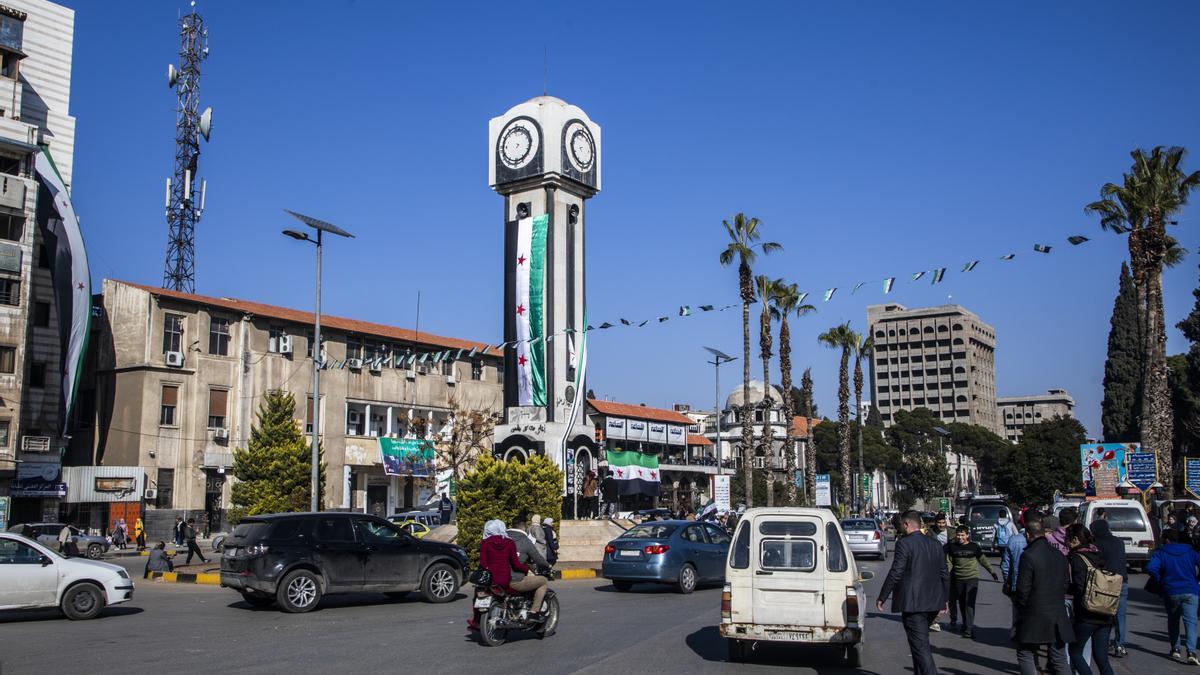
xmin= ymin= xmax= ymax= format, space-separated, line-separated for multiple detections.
xmin=65 ymin=1 xmax=1200 ymax=438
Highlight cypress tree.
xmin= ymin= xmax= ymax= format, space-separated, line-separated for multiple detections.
xmin=230 ymin=390 xmax=325 ymax=521
xmin=1102 ymin=262 xmax=1141 ymax=442
xmin=1174 ymin=265 xmax=1200 ymax=456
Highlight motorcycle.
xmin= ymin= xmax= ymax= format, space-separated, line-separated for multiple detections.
xmin=474 ymin=569 xmax=559 ymax=646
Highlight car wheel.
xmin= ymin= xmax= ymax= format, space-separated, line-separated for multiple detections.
xmin=845 ymin=643 xmax=863 ymax=668
xmin=61 ymin=583 xmax=105 ymax=620
xmin=240 ymin=592 xmax=274 ymax=608
xmin=212 ymin=534 xmax=226 ymax=553
xmin=276 ymin=569 xmax=322 ymax=613
xmin=420 ymin=562 xmax=458 ymax=603
xmin=727 ymin=639 xmax=747 ymax=663
xmin=677 ymin=563 xmax=697 ymax=594
xmin=612 ymin=580 xmax=633 ymax=592
xmin=87 ymin=543 xmax=103 ymax=560
xmin=479 ymin=604 xmax=507 ymax=647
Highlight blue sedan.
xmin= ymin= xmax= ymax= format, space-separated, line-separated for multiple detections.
xmin=601 ymin=520 xmax=732 ymax=594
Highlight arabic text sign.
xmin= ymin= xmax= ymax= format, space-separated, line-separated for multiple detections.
xmin=1187 ymin=459 xmax=1200 ymax=499
xmin=815 ymin=474 xmax=831 ymax=507
xmin=1126 ymin=450 xmax=1156 ymax=492
xmin=379 ymin=438 xmax=436 ymax=477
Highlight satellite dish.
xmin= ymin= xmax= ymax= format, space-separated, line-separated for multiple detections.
xmin=198 ymin=107 xmax=212 ymax=141
xmin=167 ymin=64 xmax=177 ymax=87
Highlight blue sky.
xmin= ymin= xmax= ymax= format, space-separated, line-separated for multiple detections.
xmin=65 ymin=1 xmax=1200 ymax=437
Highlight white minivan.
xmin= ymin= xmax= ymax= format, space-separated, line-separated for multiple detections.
xmin=720 ymin=508 xmax=870 ymax=667
xmin=1079 ymin=498 xmax=1156 ymax=567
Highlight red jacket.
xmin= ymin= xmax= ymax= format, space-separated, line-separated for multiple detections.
xmin=480 ymin=535 xmax=528 ymax=591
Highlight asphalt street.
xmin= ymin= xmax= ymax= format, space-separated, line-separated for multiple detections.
xmin=0 ymin=549 xmax=1195 ymax=674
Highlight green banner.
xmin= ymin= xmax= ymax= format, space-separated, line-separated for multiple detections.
xmin=379 ymin=438 xmax=436 ymax=477
xmin=529 ymin=214 xmax=548 ymax=406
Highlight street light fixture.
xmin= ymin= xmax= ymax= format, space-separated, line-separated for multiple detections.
xmin=703 ymin=346 xmax=736 ymax=478
xmin=282 ymin=209 xmax=354 ymax=512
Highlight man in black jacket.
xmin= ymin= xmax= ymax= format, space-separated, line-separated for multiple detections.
xmin=877 ymin=510 xmax=949 ymax=675
xmin=1014 ymin=512 xmax=1073 ymax=674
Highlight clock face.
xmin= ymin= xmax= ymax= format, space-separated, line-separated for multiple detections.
xmin=565 ymin=122 xmax=595 ymax=172
xmin=498 ymin=118 xmax=540 ymax=170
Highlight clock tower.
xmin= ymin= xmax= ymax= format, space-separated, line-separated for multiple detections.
xmin=489 ymin=96 xmax=600 ymax=495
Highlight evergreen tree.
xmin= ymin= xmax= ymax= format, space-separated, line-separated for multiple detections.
xmin=1102 ymin=262 xmax=1142 ymax=442
xmin=886 ymin=408 xmax=950 ymax=502
xmin=229 ymin=390 xmax=325 ymax=522
xmin=866 ymin=405 xmax=884 ymax=431
xmin=1174 ymin=268 xmax=1200 ymax=458
xmin=994 ymin=417 xmax=1087 ymax=505
xmin=799 ymin=368 xmax=817 ymax=504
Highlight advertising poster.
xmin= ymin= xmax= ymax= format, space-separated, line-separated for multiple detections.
xmin=1080 ymin=443 xmax=1131 ymax=497
xmin=11 ymin=460 xmax=67 ymax=498
xmin=1187 ymin=459 xmax=1200 ymax=500
xmin=1126 ymin=449 xmax=1156 ymax=492
xmin=627 ymin=420 xmax=649 ymax=442
xmin=605 ymin=417 xmax=626 ymax=440
xmin=667 ymin=425 xmax=685 ymax=446
xmin=815 ymin=473 xmax=832 ymax=507
xmin=712 ymin=474 xmax=731 ymax=513
xmin=379 ymin=438 xmax=436 ymax=477
xmin=648 ymin=422 xmax=667 ymax=443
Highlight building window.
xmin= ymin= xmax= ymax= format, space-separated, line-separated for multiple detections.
xmin=471 ymin=358 xmax=483 ymax=381
xmin=156 ymin=468 xmax=174 ymax=509
xmin=305 ymin=330 xmax=325 ymax=360
xmin=33 ymin=301 xmax=49 ymax=327
xmin=208 ymin=388 xmax=228 ymax=429
xmin=163 ymin=313 xmax=184 ymax=353
xmin=305 ymin=396 xmax=316 ymax=434
xmin=442 ymin=358 xmax=454 ymax=376
xmin=0 ymin=213 xmax=22 ymax=241
xmin=29 ymin=362 xmax=44 ymax=387
xmin=497 ymin=362 xmax=504 ymax=384
xmin=0 ymin=154 xmax=19 ymax=176
xmin=346 ymin=336 xmax=363 ymax=361
xmin=0 ymin=277 xmax=18 ymax=305
xmin=0 ymin=419 xmax=8 ymax=447
xmin=268 ymin=327 xmax=286 ymax=353
xmin=160 ymin=384 xmax=179 ymax=426
xmin=0 ymin=345 xmax=13 ymax=373
xmin=209 ymin=317 xmax=231 ymax=356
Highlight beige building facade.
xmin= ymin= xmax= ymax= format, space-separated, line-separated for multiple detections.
xmin=70 ymin=280 xmax=503 ymax=538
xmin=997 ymin=388 xmax=1075 ymax=443
xmin=866 ymin=303 xmax=1000 ymax=434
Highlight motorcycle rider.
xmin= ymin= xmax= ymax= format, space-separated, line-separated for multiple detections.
xmin=477 ymin=519 xmax=548 ymax=625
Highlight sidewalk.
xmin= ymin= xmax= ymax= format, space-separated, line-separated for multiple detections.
xmin=108 ymin=538 xmax=217 ymax=557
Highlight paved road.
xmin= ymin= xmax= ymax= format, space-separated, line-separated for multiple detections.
xmin=1 ymin=550 xmax=1193 ymax=674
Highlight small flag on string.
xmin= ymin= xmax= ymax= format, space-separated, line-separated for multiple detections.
xmin=679 ymin=306 xmax=691 ymax=316
xmin=1067 ymin=235 xmax=1089 ymax=245
xmin=1034 ymin=244 xmax=1052 ymax=253
xmin=797 ymin=292 xmax=809 ymax=304
xmin=620 ymin=318 xmax=631 ymax=326
xmin=823 ymin=288 xmax=837 ymax=302
xmin=699 ymin=305 xmax=714 ymax=311
xmin=638 ymin=320 xmax=649 ymax=327
xmin=852 ymin=282 xmax=866 ymax=294
xmin=912 ymin=271 xmax=926 ymax=282
xmin=658 ymin=316 xmax=669 ymax=323
xmin=962 ymin=261 xmax=979 ymax=272
xmin=598 ymin=322 xmax=613 ymax=329
xmin=585 ymin=325 xmax=595 ymax=331
xmin=883 ymin=278 xmax=895 ymax=294
xmin=1000 ymin=254 xmax=1015 ymax=260
xmin=564 ymin=328 xmax=576 ymax=334
xmin=545 ymin=334 xmax=554 ymax=343
xmin=931 ymin=268 xmax=946 ymax=284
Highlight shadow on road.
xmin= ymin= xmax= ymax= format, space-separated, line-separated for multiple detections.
xmin=934 ymin=645 xmax=1019 ymax=674
xmin=0 ymin=605 xmax=144 ymax=624
xmin=684 ymin=625 xmax=882 ymax=674
xmin=223 ymin=591 xmax=466 ymax=612
xmin=593 ymin=582 xmax=721 ymax=594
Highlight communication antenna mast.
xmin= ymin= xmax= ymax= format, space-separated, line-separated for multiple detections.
xmin=162 ymin=1 xmax=213 ymax=293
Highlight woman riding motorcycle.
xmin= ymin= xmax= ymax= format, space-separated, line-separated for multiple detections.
xmin=470 ymin=520 xmax=549 ymax=631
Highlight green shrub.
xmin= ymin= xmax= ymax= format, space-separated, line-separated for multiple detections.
xmin=457 ymin=455 xmax=562 ymax=566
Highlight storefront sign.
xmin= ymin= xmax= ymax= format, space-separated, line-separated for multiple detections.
xmin=379 ymin=438 xmax=436 ymax=477
xmin=1186 ymin=459 xmax=1200 ymax=500
xmin=605 ymin=417 xmax=626 ymax=440
xmin=648 ymin=422 xmax=667 ymax=443
xmin=667 ymin=425 xmax=685 ymax=446
xmin=1126 ymin=450 xmax=1156 ymax=492
xmin=95 ymin=476 xmax=137 ymax=492
xmin=712 ymin=474 xmax=730 ymax=513
xmin=815 ymin=474 xmax=831 ymax=507
xmin=1080 ymin=443 xmax=1130 ymax=497
xmin=11 ymin=460 xmax=67 ymax=498
xmin=627 ymin=420 xmax=648 ymax=442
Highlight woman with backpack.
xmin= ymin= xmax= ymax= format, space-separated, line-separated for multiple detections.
xmin=1066 ymin=524 xmax=1116 ymax=675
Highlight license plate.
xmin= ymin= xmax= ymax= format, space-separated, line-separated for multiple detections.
xmin=850 ymin=535 xmax=866 ymax=541
xmin=619 ymin=549 xmax=641 ymax=558
xmin=474 ymin=597 xmax=492 ymax=609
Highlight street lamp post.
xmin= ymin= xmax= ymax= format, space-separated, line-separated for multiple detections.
xmin=284 ymin=210 xmax=354 ymax=512
xmin=933 ymin=425 xmax=951 ymax=511
xmin=703 ymin=347 xmax=736 ymax=477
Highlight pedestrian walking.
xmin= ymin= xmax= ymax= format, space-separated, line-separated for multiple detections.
xmin=134 ymin=517 xmax=146 ymax=551
xmin=543 ymin=517 xmax=558 ymax=566
xmin=600 ymin=470 xmax=618 ymax=518
xmin=57 ymin=523 xmax=74 ymax=557
xmin=582 ymin=471 xmax=598 ymax=518
xmin=529 ymin=514 xmax=548 ymax=559
xmin=1002 ymin=517 xmax=1029 ymax=639
xmin=1147 ymin=528 xmax=1200 ymax=664
xmin=1047 ymin=506 xmax=1076 ymax=556
xmin=877 ymin=510 xmax=949 ymax=675
xmin=1089 ymin=519 xmax=1129 ymax=658
xmin=1014 ymin=511 xmax=1074 ymax=675
xmin=183 ymin=518 xmax=207 ymax=564
xmin=944 ymin=524 xmax=998 ymax=638
xmin=173 ymin=516 xmax=185 ymax=546
xmin=1066 ymin=524 xmax=1117 ymax=675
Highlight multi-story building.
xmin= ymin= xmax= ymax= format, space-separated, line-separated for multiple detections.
xmin=67 ymin=280 xmax=504 ymax=538
xmin=705 ymin=381 xmax=818 ymax=488
xmin=998 ymin=389 xmax=1075 ymax=443
xmin=866 ymin=303 xmax=999 ymax=434
xmin=0 ymin=0 xmax=78 ymax=527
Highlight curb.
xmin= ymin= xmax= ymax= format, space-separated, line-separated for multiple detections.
xmin=559 ymin=568 xmax=599 ymax=580
xmin=146 ymin=571 xmax=221 ymax=585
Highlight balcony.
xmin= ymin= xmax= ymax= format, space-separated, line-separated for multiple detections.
xmin=0 ymin=174 xmax=25 ymax=211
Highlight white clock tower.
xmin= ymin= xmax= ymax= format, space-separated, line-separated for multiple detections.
xmin=489 ymin=95 xmax=601 ymax=498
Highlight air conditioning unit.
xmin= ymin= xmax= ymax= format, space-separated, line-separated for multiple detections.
xmin=346 ymin=358 xmax=363 ymax=370
xmin=405 ymin=369 xmax=416 ymax=380
xmin=21 ymin=435 xmax=51 ymax=453
xmin=278 ymin=335 xmax=293 ymax=354
xmin=165 ymin=351 xmax=184 ymax=367
xmin=369 ymin=361 xmax=383 ymax=373
xmin=446 ymin=375 xmax=456 ymax=386
xmin=143 ymin=488 xmax=157 ymax=501
xmin=212 ymin=428 xmax=229 ymax=440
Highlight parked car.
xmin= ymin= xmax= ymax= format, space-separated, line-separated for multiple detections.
xmin=721 ymin=507 xmax=871 ymax=667
xmin=7 ymin=523 xmax=111 ymax=560
xmin=0 ymin=532 xmax=134 ymax=620
xmin=964 ymin=497 xmax=1014 ymax=554
xmin=602 ymin=520 xmax=732 ymax=593
xmin=388 ymin=510 xmax=442 ymax=529
xmin=840 ymin=518 xmax=887 ymax=560
xmin=220 ymin=512 xmax=469 ymax=613
xmin=622 ymin=508 xmax=674 ymax=521
xmin=1080 ymin=498 xmax=1156 ymax=567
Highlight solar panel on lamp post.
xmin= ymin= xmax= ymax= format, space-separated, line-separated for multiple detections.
xmin=703 ymin=347 xmax=736 ymax=477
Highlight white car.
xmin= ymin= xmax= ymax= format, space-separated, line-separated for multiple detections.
xmin=0 ymin=532 xmax=135 ymax=620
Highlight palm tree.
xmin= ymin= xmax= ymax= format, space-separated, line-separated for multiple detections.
xmin=819 ymin=322 xmax=858 ymax=514
xmin=720 ymin=214 xmax=782 ymax=507
xmin=853 ymin=333 xmax=874 ymax=514
xmin=756 ymin=275 xmax=786 ymax=506
xmin=772 ymin=282 xmax=816 ymax=505
xmin=800 ymin=368 xmax=817 ymax=504
xmin=1086 ymin=146 xmax=1200 ymax=496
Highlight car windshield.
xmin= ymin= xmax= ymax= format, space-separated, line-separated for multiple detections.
xmin=1105 ymin=507 xmax=1147 ymax=532
xmin=621 ymin=524 xmax=677 ymax=539
xmin=841 ymin=520 xmax=877 ymax=531
xmin=969 ymin=505 xmax=1008 ymax=521
xmin=228 ymin=521 xmax=273 ymax=544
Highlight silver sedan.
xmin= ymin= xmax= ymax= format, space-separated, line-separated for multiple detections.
xmin=841 ymin=518 xmax=887 ymax=560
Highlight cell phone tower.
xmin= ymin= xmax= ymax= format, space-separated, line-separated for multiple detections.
xmin=162 ymin=1 xmax=212 ymax=293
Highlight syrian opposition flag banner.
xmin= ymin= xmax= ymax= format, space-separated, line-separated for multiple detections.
xmin=35 ymin=147 xmax=90 ymax=435
xmin=607 ymin=449 xmax=661 ymax=496
xmin=515 ymin=214 xmax=548 ymax=406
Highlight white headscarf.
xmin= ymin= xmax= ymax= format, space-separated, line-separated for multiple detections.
xmin=483 ymin=519 xmax=508 ymax=539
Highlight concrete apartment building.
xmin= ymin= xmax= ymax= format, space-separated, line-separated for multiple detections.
xmin=866 ymin=303 xmax=1000 ymax=435
xmin=998 ymin=388 xmax=1075 ymax=443
xmin=67 ymin=280 xmax=504 ymax=538
xmin=0 ymin=0 xmax=77 ymax=526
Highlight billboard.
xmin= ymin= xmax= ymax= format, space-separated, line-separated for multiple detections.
xmin=627 ymin=420 xmax=649 ymax=442
xmin=1080 ymin=443 xmax=1136 ymax=497
xmin=11 ymin=460 xmax=67 ymax=498
xmin=712 ymin=474 xmax=731 ymax=513
xmin=379 ymin=438 xmax=436 ymax=477
xmin=1126 ymin=449 xmax=1156 ymax=492
xmin=605 ymin=417 xmax=626 ymax=440
xmin=815 ymin=473 xmax=832 ymax=507
xmin=648 ymin=422 xmax=667 ymax=443
xmin=667 ymin=425 xmax=686 ymax=446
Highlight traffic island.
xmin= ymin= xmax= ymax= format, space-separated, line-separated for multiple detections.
xmin=146 ymin=570 xmax=221 ymax=585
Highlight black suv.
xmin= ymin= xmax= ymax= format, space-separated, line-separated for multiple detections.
xmin=219 ymin=512 xmax=469 ymax=613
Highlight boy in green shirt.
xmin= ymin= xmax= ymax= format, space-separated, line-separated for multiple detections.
xmin=944 ymin=524 xmax=997 ymax=638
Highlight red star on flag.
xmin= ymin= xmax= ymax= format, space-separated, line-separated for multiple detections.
xmin=516 ymin=304 xmax=526 ymax=315
xmin=650 ymin=471 xmax=657 ymax=479
xmin=77 ymin=283 xmax=84 ymax=290
xmin=517 ymin=255 xmax=526 ymax=266
xmin=616 ymin=468 xmax=624 ymax=477
xmin=518 ymin=354 xmax=528 ymax=366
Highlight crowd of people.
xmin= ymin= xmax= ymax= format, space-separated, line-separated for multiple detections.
xmin=877 ymin=505 xmax=1200 ymax=675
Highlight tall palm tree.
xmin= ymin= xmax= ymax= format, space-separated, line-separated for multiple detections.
xmin=772 ymin=282 xmax=816 ymax=505
xmin=720 ymin=213 xmax=782 ymax=506
xmin=800 ymin=368 xmax=816 ymax=505
xmin=853 ymin=333 xmax=875 ymax=515
xmin=1086 ymin=147 xmax=1200 ymax=496
xmin=756 ymin=276 xmax=789 ymax=506
xmin=819 ymin=322 xmax=858 ymax=514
